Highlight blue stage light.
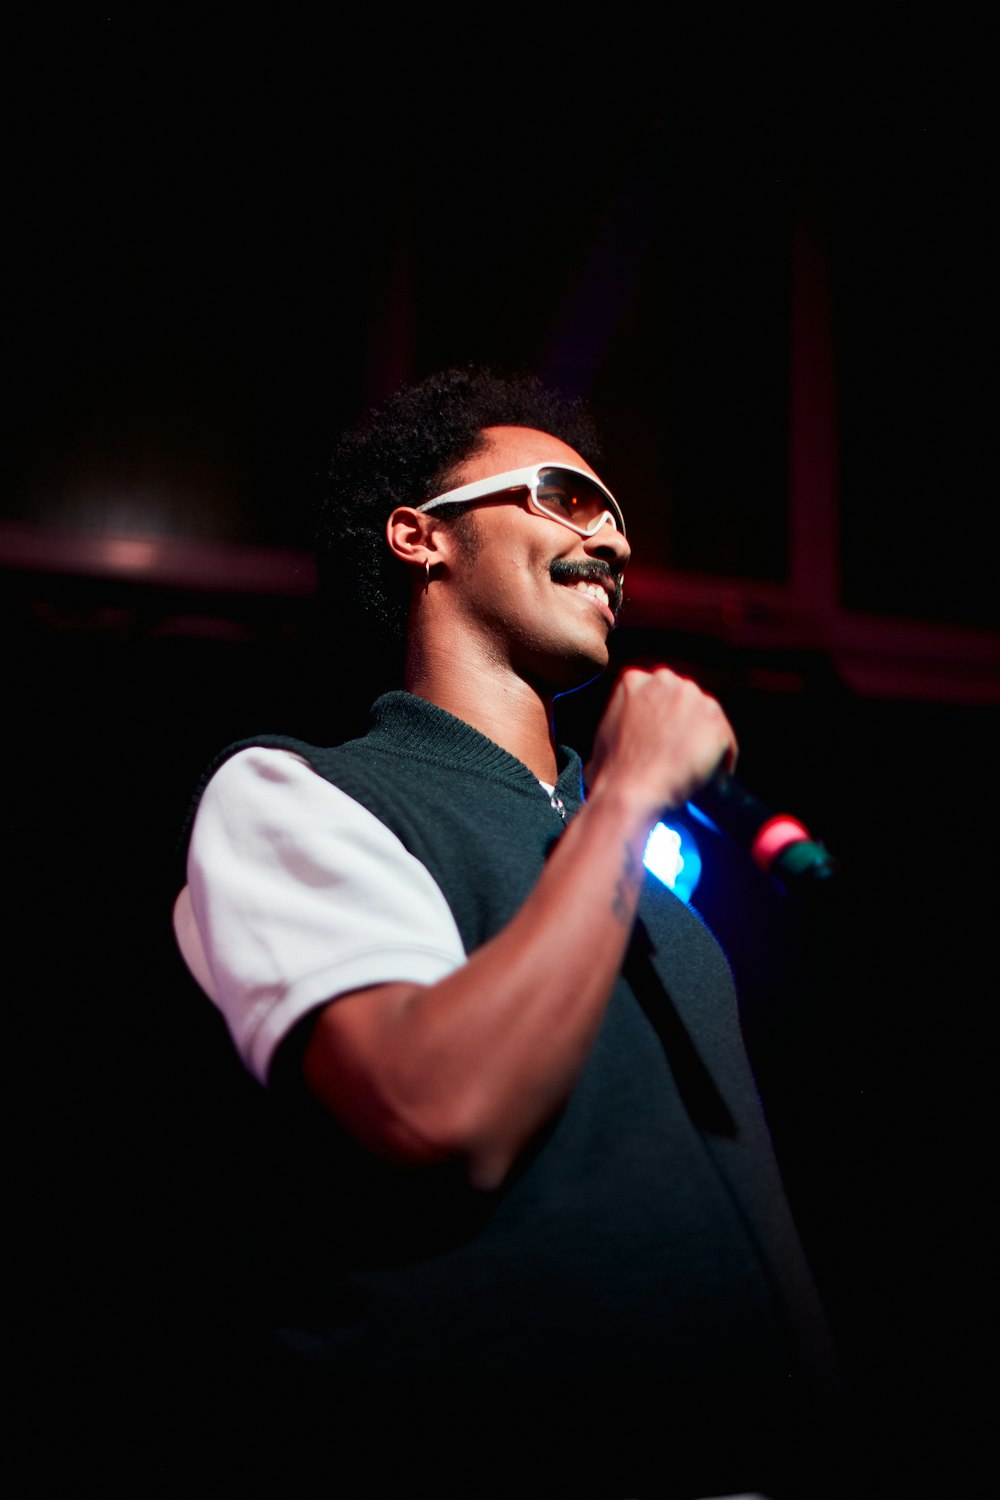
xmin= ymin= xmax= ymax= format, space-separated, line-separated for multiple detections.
xmin=643 ymin=820 xmax=703 ymax=903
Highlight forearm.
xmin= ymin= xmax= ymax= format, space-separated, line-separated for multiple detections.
xmin=303 ymin=780 xmax=658 ymax=1190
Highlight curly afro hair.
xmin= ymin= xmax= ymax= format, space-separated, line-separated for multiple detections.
xmin=315 ymin=365 xmax=602 ymax=652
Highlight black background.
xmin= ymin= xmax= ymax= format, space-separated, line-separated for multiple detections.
xmin=5 ymin=19 xmax=996 ymax=1496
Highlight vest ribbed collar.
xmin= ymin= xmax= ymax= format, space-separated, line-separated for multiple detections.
xmin=364 ymin=691 xmax=584 ymax=809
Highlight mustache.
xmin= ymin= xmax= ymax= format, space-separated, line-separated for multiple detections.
xmin=549 ymin=558 xmax=625 ymax=618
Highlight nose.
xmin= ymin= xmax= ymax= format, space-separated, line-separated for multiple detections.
xmin=583 ymin=517 xmax=630 ymax=572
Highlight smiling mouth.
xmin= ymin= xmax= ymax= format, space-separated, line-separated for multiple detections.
xmin=569 ymin=579 xmax=614 ymax=610
xmin=549 ymin=560 xmax=623 ymax=622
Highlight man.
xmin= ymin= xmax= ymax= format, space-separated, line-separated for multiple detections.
xmin=174 ymin=368 xmax=846 ymax=1496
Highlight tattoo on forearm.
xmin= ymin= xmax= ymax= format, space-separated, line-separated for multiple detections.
xmin=611 ymin=842 xmax=644 ymax=924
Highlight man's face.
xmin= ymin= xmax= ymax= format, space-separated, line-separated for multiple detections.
xmin=438 ymin=426 xmax=631 ymax=693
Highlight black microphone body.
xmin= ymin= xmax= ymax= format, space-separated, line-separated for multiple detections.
xmin=690 ymin=769 xmax=839 ymax=886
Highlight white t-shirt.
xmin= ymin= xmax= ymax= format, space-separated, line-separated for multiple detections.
xmin=174 ymin=746 xmax=467 ymax=1084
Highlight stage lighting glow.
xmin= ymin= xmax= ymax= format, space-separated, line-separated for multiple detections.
xmin=643 ymin=820 xmax=702 ymax=903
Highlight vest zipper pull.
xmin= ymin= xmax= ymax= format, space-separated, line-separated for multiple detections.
xmin=549 ymin=794 xmax=566 ymax=821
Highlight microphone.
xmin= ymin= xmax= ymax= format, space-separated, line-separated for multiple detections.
xmin=689 ymin=769 xmax=839 ymax=886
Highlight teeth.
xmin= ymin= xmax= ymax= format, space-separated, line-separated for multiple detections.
xmin=573 ymin=581 xmax=607 ymax=604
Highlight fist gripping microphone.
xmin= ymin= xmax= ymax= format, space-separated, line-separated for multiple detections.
xmin=690 ymin=769 xmax=839 ymax=886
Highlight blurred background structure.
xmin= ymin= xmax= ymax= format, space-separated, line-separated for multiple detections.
xmin=5 ymin=19 xmax=996 ymax=1495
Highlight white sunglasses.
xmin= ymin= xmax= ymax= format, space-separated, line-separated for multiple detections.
xmin=416 ymin=463 xmax=626 ymax=538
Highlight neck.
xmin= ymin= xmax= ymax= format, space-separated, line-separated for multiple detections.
xmin=403 ymin=639 xmax=560 ymax=784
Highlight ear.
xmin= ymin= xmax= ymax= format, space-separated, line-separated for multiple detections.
xmin=385 ymin=506 xmax=459 ymax=571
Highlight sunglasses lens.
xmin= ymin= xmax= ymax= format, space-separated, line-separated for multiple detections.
xmin=534 ymin=468 xmax=624 ymax=534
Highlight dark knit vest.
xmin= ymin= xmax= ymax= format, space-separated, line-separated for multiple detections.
xmin=186 ymin=691 xmax=836 ymax=1423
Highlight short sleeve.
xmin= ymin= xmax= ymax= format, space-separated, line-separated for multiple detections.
xmin=175 ymin=747 xmax=467 ymax=1083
